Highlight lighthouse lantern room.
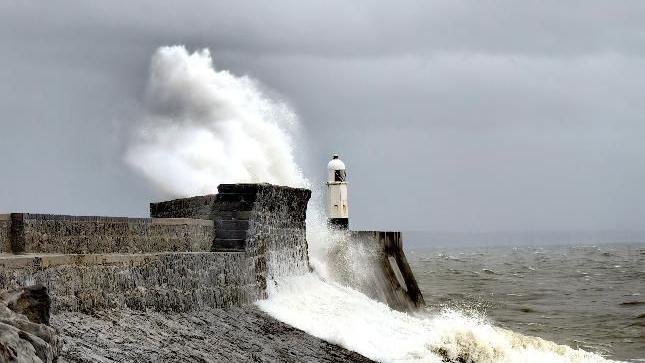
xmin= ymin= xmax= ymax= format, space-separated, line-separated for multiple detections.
xmin=326 ymin=154 xmax=349 ymax=229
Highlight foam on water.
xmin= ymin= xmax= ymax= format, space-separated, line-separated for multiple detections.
xmin=258 ymin=208 xmax=617 ymax=362
xmin=257 ymin=266 xmax=615 ymax=363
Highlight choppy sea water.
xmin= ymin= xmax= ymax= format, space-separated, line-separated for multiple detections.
xmin=407 ymin=243 xmax=645 ymax=362
xmin=260 ymin=226 xmax=623 ymax=362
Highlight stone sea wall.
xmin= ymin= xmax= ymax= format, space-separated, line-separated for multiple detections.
xmin=0 ymin=184 xmax=312 ymax=314
xmin=248 ymin=185 xmax=311 ymax=281
xmin=212 ymin=184 xmax=312 ymax=298
xmin=0 ymin=252 xmax=256 ymax=313
xmin=5 ymin=214 xmax=213 ymax=254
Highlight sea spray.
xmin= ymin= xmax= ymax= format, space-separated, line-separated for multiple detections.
xmin=126 ymin=46 xmax=305 ymax=197
xmin=263 ymin=195 xmax=617 ymax=362
xmin=257 ymin=271 xmax=615 ymax=363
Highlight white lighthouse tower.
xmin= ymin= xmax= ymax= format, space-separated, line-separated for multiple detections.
xmin=326 ymin=154 xmax=349 ymax=229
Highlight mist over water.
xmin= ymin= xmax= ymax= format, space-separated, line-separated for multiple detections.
xmin=126 ymin=46 xmax=624 ymax=362
xmin=126 ymin=46 xmax=305 ymax=197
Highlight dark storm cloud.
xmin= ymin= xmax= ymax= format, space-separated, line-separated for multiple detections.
xmin=1 ymin=1 xmax=643 ymax=235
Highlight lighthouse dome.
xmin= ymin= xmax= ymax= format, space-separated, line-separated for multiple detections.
xmin=327 ymin=154 xmax=346 ymax=171
xmin=327 ymin=154 xmax=347 ymax=182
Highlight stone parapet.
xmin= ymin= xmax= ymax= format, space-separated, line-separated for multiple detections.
xmin=150 ymin=194 xmax=217 ymax=219
xmin=4 ymin=214 xmax=213 ymax=254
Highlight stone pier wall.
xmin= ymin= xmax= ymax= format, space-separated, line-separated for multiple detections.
xmin=3 ymin=214 xmax=213 ymax=254
xmin=0 ymin=252 xmax=256 ymax=313
xmin=0 ymin=183 xmax=313 ymax=314
xmin=212 ymin=184 xmax=312 ymax=297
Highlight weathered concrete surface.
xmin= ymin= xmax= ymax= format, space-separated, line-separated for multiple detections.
xmin=150 ymin=195 xmax=217 ymax=220
xmin=0 ymin=285 xmax=58 ymax=363
xmin=53 ymin=307 xmax=372 ymax=363
xmin=327 ymin=231 xmax=424 ymax=312
xmin=0 ymin=252 xmax=257 ymax=313
xmin=10 ymin=214 xmax=214 ymax=254
xmin=353 ymin=231 xmax=424 ymax=311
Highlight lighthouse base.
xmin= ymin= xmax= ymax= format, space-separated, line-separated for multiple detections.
xmin=327 ymin=218 xmax=348 ymax=229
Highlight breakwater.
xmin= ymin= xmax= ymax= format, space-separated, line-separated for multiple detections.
xmin=0 ymin=183 xmax=424 ymax=362
xmin=0 ymin=184 xmax=312 ymax=313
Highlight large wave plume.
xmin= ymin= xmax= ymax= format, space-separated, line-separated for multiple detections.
xmin=126 ymin=46 xmax=305 ymax=197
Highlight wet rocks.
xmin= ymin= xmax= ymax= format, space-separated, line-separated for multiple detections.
xmin=0 ymin=285 xmax=58 ymax=362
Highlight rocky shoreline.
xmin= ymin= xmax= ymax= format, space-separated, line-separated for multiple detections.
xmin=0 ymin=286 xmax=58 ymax=362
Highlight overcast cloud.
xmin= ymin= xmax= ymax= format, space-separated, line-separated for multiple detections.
xmin=0 ymin=1 xmax=643 ymax=234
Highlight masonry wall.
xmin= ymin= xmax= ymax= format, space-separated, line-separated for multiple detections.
xmin=150 ymin=195 xmax=217 ymax=219
xmin=0 ymin=183 xmax=313 ymax=314
xmin=212 ymin=184 xmax=312 ymax=298
xmin=0 ymin=252 xmax=256 ymax=313
xmin=0 ymin=214 xmax=10 ymax=253
xmin=8 ymin=214 xmax=213 ymax=254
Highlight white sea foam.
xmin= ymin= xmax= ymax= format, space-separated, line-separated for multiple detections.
xmin=260 ymin=208 xmax=616 ymax=362
xmin=126 ymin=46 xmax=305 ymax=197
xmin=257 ymin=272 xmax=615 ymax=363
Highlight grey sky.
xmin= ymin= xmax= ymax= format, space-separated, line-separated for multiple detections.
xmin=1 ymin=1 xmax=644 ymax=233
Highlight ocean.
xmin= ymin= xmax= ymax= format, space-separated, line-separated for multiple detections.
xmin=407 ymin=243 xmax=645 ymax=362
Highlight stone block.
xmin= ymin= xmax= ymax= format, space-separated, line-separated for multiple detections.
xmin=215 ymin=220 xmax=249 ymax=231
xmin=216 ymin=229 xmax=247 ymax=240
xmin=213 ymin=200 xmax=254 ymax=211
xmin=213 ymin=239 xmax=246 ymax=252
xmin=149 ymin=195 xmax=217 ymax=219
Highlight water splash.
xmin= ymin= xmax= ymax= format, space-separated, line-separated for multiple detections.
xmin=126 ymin=46 xmax=305 ymax=197
xmin=257 ymin=273 xmax=615 ymax=363
xmin=261 ymin=201 xmax=617 ymax=362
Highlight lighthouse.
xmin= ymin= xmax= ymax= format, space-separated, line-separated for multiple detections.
xmin=326 ymin=154 xmax=349 ymax=229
